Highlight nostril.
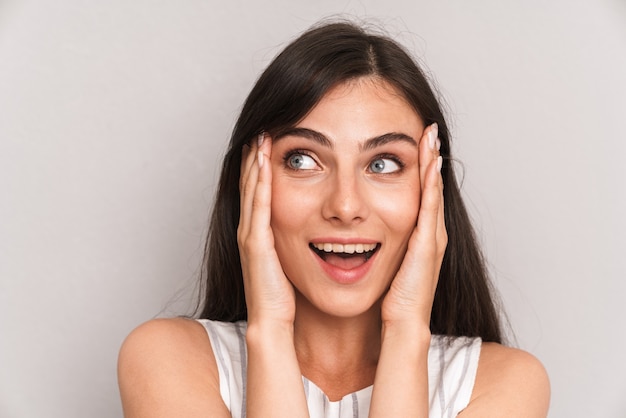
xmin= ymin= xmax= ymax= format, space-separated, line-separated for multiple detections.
xmin=321 ymin=179 xmax=369 ymax=223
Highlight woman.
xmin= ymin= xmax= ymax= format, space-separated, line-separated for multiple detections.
xmin=118 ymin=21 xmax=550 ymax=417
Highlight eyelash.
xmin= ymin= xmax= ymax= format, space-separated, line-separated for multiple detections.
xmin=281 ymin=150 xmax=406 ymax=173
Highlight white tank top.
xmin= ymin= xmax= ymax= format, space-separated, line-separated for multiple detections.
xmin=197 ymin=319 xmax=481 ymax=418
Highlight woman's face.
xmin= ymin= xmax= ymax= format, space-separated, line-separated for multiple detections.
xmin=269 ymin=78 xmax=424 ymax=318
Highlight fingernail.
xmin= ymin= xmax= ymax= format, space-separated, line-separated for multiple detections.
xmin=429 ymin=123 xmax=438 ymax=150
xmin=436 ymin=156 xmax=443 ymax=172
xmin=257 ymin=150 xmax=264 ymax=168
xmin=258 ymin=132 xmax=264 ymax=147
xmin=436 ymin=138 xmax=441 ymax=151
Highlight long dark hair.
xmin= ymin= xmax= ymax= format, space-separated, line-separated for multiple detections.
xmin=196 ymin=21 xmax=503 ymax=343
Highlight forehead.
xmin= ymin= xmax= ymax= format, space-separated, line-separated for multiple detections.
xmin=295 ymin=78 xmax=424 ymax=139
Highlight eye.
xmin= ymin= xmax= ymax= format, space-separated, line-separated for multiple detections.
xmin=369 ymin=157 xmax=401 ymax=174
xmin=286 ymin=152 xmax=317 ymax=170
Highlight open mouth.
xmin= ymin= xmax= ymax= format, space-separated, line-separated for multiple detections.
xmin=309 ymin=242 xmax=380 ymax=270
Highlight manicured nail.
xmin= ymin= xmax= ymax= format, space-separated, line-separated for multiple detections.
xmin=257 ymin=150 xmax=264 ymax=168
xmin=436 ymin=138 xmax=441 ymax=151
xmin=429 ymin=123 xmax=438 ymax=150
xmin=436 ymin=156 xmax=443 ymax=172
xmin=258 ymin=132 xmax=264 ymax=147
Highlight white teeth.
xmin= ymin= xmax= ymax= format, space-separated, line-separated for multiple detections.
xmin=312 ymin=243 xmax=377 ymax=254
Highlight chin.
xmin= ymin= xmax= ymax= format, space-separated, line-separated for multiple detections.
xmin=294 ymin=283 xmax=386 ymax=320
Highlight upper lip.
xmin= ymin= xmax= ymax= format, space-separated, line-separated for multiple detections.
xmin=310 ymin=237 xmax=379 ymax=245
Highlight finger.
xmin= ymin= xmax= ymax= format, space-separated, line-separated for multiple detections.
xmin=436 ymin=164 xmax=446 ymax=241
xmin=240 ymin=133 xmax=261 ymax=193
xmin=239 ymin=145 xmax=252 ymax=210
xmin=419 ymin=123 xmax=439 ymax=193
xmin=435 ymin=156 xmax=447 ymax=260
xmin=239 ymin=157 xmax=259 ymax=242
xmin=412 ymin=156 xmax=444 ymax=299
xmin=239 ymin=133 xmax=263 ymax=241
xmin=390 ymin=156 xmax=442 ymax=309
xmin=428 ymin=161 xmax=447 ymax=291
xmin=248 ymin=135 xmax=273 ymax=241
xmin=412 ymin=155 xmax=442 ymax=257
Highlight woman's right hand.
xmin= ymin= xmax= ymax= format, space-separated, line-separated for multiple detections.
xmin=239 ymin=134 xmax=309 ymax=417
xmin=237 ymin=133 xmax=296 ymax=327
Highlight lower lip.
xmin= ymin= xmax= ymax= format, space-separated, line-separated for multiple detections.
xmin=312 ymin=248 xmax=378 ymax=285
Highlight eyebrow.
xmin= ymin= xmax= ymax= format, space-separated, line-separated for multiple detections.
xmin=273 ymin=127 xmax=417 ymax=151
xmin=274 ymin=127 xmax=333 ymax=148
xmin=361 ymin=132 xmax=417 ymax=151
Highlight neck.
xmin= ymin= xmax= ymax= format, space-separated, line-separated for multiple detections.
xmin=293 ymin=291 xmax=382 ymax=401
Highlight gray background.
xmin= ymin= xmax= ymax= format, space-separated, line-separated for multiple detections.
xmin=1 ymin=0 xmax=625 ymax=417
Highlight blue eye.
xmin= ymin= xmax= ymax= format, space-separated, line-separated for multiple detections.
xmin=369 ymin=158 xmax=400 ymax=174
xmin=287 ymin=153 xmax=317 ymax=170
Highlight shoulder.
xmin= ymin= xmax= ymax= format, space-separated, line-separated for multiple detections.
xmin=118 ymin=318 xmax=216 ymax=374
xmin=459 ymin=343 xmax=550 ymax=417
xmin=121 ymin=316 xmax=208 ymax=347
xmin=118 ymin=318 xmax=229 ymax=418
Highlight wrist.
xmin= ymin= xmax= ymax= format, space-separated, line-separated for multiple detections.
xmin=381 ymin=320 xmax=431 ymax=346
xmin=246 ymin=319 xmax=294 ymax=345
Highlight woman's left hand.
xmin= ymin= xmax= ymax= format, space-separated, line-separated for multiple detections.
xmin=380 ymin=123 xmax=447 ymax=330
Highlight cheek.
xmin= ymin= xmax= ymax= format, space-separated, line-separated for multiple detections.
xmin=269 ymin=176 xmax=317 ymax=242
xmin=269 ymin=176 xmax=321 ymax=284
xmin=374 ymin=182 xmax=421 ymax=238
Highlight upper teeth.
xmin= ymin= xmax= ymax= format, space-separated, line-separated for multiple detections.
xmin=312 ymin=243 xmax=377 ymax=254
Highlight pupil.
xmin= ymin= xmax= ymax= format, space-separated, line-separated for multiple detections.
xmin=290 ymin=155 xmax=303 ymax=169
xmin=372 ymin=159 xmax=385 ymax=173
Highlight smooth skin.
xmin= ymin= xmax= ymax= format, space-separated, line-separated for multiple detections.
xmin=118 ymin=78 xmax=550 ymax=417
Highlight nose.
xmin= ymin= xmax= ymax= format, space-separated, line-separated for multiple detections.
xmin=321 ymin=172 xmax=369 ymax=224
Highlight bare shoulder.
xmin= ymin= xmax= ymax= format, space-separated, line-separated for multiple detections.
xmin=118 ymin=318 xmax=215 ymax=374
xmin=118 ymin=318 xmax=230 ymax=418
xmin=459 ymin=343 xmax=550 ymax=418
